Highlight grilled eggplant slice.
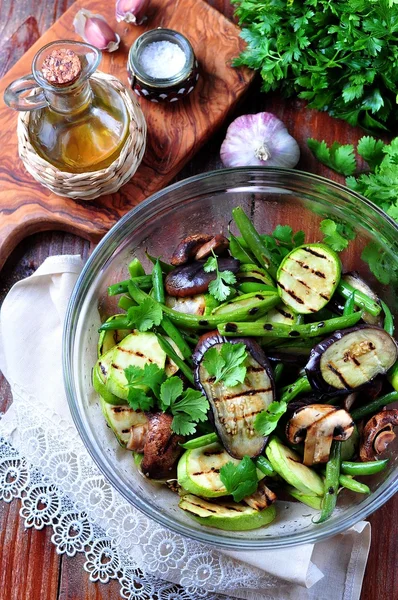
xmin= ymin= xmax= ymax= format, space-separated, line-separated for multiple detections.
xmin=179 ymin=494 xmax=276 ymax=531
xmin=193 ymin=332 xmax=275 ymax=459
xmin=277 ymin=243 xmax=341 ymax=314
xmin=305 ymin=325 xmax=398 ymax=393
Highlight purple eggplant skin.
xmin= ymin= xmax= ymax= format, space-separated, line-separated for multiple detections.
xmin=165 ymin=258 xmax=240 ymax=298
xmin=193 ymin=331 xmax=276 ymax=459
xmin=305 ymin=325 xmax=398 ymax=394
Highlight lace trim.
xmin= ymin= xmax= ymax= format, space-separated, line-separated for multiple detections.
xmin=0 ymin=388 xmax=282 ymax=600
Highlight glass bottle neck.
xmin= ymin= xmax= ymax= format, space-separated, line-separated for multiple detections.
xmin=44 ymin=80 xmax=92 ymax=115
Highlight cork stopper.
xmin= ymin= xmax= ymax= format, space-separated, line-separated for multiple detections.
xmin=42 ymin=48 xmax=82 ymax=85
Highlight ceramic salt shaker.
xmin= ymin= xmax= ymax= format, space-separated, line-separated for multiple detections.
xmin=127 ymin=28 xmax=199 ymax=103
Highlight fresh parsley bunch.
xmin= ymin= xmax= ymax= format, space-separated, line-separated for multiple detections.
xmin=233 ymin=0 xmax=398 ymax=131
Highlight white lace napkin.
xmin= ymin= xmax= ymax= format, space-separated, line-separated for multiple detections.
xmin=0 ymin=255 xmax=371 ymax=600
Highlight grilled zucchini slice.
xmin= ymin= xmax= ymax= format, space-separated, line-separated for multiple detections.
xmin=97 ymin=314 xmax=131 ymax=357
xmin=93 ymin=347 xmax=124 ymax=405
xmin=277 ymin=243 xmax=341 ymax=314
xmin=99 ymin=396 xmax=147 ymax=447
xmin=179 ymin=494 xmax=276 ymax=530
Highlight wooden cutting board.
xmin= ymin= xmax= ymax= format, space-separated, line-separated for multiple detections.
xmin=0 ymin=0 xmax=253 ymax=270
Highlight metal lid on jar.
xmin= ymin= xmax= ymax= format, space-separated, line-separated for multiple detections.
xmin=128 ymin=28 xmax=197 ymax=89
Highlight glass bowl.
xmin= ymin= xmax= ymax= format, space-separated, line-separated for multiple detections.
xmin=63 ymin=167 xmax=398 ymax=550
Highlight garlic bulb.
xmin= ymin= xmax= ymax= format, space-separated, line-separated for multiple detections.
xmin=73 ymin=9 xmax=121 ymax=52
xmin=116 ymin=0 xmax=149 ymax=24
xmin=220 ymin=112 xmax=300 ymax=169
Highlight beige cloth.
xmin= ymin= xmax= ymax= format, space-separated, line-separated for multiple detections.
xmin=0 ymin=255 xmax=371 ymax=600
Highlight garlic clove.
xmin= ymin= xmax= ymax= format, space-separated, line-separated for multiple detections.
xmin=220 ymin=112 xmax=300 ymax=169
xmin=73 ymin=9 xmax=121 ymax=52
xmin=115 ymin=0 xmax=149 ymax=24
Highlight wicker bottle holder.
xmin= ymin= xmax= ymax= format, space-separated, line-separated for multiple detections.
xmin=17 ymin=72 xmax=147 ymax=201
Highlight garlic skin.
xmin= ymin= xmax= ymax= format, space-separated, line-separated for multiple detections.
xmin=220 ymin=112 xmax=300 ymax=169
xmin=73 ymin=9 xmax=121 ymax=52
xmin=116 ymin=0 xmax=149 ymax=24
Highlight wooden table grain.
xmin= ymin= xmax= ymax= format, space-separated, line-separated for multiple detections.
xmin=0 ymin=1 xmax=397 ymax=599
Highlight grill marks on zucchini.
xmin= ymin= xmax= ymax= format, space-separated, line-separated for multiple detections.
xmin=277 ymin=244 xmax=341 ymax=314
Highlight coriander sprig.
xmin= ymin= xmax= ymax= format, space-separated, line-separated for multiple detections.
xmin=202 ymin=342 xmax=248 ymax=387
xmin=204 ymin=253 xmax=237 ymax=302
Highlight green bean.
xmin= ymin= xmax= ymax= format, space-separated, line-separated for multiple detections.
xmin=127 ymin=280 xmax=273 ymax=330
xmin=337 ymin=280 xmax=381 ymax=317
xmin=339 ymin=475 xmax=370 ymax=494
xmin=118 ymin=295 xmax=136 ymax=311
xmin=232 ymin=207 xmax=278 ymax=278
xmin=99 ymin=316 xmax=131 ymax=331
xmin=238 ymin=283 xmax=277 ymax=294
xmin=388 ymin=361 xmax=398 ymax=391
xmin=255 ymin=456 xmax=276 ymax=477
xmin=156 ymin=334 xmax=195 ymax=384
xmin=341 ymin=459 xmax=389 ymax=476
xmin=381 ymin=300 xmax=394 ymax=336
xmin=181 ymin=332 xmax=200 ymax=346
xmin=181 ymin=433 xmax=218 ymax=449
xmin=351 ymin=391 xmax=398 ymax=421
xmin=273 ymin=363 xmax=284 ymax=383
xmin=108 ymin=275 xmax=153 ymax=296
xmin=229 ymin=232 xmax=256 ymax=264
xmin=218 ymin=311 xmax=362 ymax=338
xmin=161 ymin=320 xmax=193 ymax=362
xmin=152 ymin=259 xmax=165 ymax=304
xmin=315 ymin=441 xmax=341 ymax=523
xmin=145 ymin=252 xmax=174 ymax=273
xmin=280 ymin=376 xmax=312 ymax=403
xmin=128 ymin=258 xmax=145 ymax=278
xmin=343 ymin=291 xmax=356 ymax=316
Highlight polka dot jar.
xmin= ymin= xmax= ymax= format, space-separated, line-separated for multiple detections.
xmin=127 ymin=28 xmax=199 ymax=104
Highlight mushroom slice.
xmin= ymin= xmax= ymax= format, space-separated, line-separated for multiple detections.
xmin=165 ymin=294 xmax=207 ymax=316
xmin=195 ymin=234 xmax=229 ymax=261
xmin=141 ymin=412 xmax=185 ymax=479
xmin=286 ymin=404 xmax=354 ymax=465
xmin=243 ymin=481 xmax=277 ymax=511
xmin=126 ymin=422 xmax=148 ymax=452
xmin=165 ymin=258 xmax=240 ymax=298
xmin=286 ymin=404 xmax=336 ymax=444
xmin=343 ymin=392 xmax=358 ymax=412
xmin=171 ymin=234 xmax=213 ymax=266
xmin=360 ymin=409 xmax=398 ymax=461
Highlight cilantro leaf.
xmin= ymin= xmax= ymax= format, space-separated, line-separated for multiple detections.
xmin=202 ymin=343 xmax=247 ymax=387
xmin=220 ymin=456 xmax=258 ymax=502
xmin=158 ymin=380 xmax=209 ymax=436
xmin=204 ymin=254 xmax=237 ymax=302
xmin=124 ymin=363 xmax=166 ymax=410
xmin=127 ymin=298 xmax=162 ymax=332
xmin=320 ymin=219 xmax=356 ymax=252
xmin=308 ymin=139 xmax=356 ymax=176
xmin=159 ymin=376 xmax=183 ymax=410
xmin=361 ymin=242 xmax=396 ymax=286
xmin=254 ymin=401 xmax=287 ymax=436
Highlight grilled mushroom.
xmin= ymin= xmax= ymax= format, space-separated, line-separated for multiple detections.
xmin=126 ymin=422 xmax=149 ymax=452
xmin=141 ymin=412 xmax=184 ymax=479
xmin=360 ymin=409 xmax=398 ymax=461
xmin=165 ymin=258 xmax=240 ymax=297
xmin=286 ymin=404 xmax=354 ymax=465
xmin=243 ymin=481 xmax=277 ymax=510
xmin=171 ymin=234 xmax=229 ymax=266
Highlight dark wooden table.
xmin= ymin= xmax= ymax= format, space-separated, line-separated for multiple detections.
xmin=0 ymin=1 xmax=397 ymax=599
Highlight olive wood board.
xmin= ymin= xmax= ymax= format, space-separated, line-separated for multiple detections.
xmin=0 ymin=0 xmax=254 ymax=270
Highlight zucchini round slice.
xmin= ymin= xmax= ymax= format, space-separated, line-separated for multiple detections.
xmin=99 ymin=396 xmax=147 ymax=447
xmin=177 ymin=442 xmax=265 ymax=498
xmin=265 ymin=437 xmax=324 ymax=496
xmin=277 ymin=243 xmax=341 ymax=314
xmin=179 ymin=494 xmax=276 ymax=531
xmin=93 ymin=361 xmax=123 ymax=405
xmin=285 ymin=486 xmax=323 ymax=510
xmin=97 ymin=314 xmax=132 ymax=357
xmin=305 ymin=325 xmax=398 ymax=393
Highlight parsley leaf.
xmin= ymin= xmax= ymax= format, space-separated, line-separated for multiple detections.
xmin=202 ymin=343 xmax=247 ymax=387
xmin=159 ymin=377 xmax=209 ymax=436
xmin=308 ymin=139 xmax=356 ymax=176
xmin=220 ymin=455 xmax=258 ymax=502
xmin=254 ymin=401 xmax=287 ymax=436
xmin=320 ymin=219 xmax=356 ymax=252
xmin=127 ymin=298 xmax=163 ymax=332
xmin=124 ymin=363 xmax=166 ymax=411
xmin=204 ymin=254 xmax=237 ymax=302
